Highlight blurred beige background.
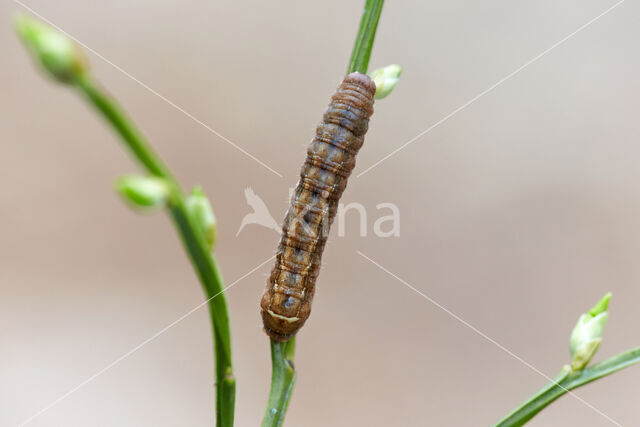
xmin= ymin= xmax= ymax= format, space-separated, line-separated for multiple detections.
xmin=2 ymin=0 xmax=640 ymax=425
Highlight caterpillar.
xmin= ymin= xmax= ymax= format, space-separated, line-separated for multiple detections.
xmin=260 ymin=72 xmax=376 ymax=341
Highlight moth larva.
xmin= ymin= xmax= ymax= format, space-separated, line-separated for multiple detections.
xmin=260 ymin=72 xmax=376 ymax=341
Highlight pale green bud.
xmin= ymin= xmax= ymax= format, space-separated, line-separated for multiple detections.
xmin=15 ymin=14 xmax=87 ymax=84
xmin=186 ymin=186 xmax=217 ymax=250
xmin=369 ymin=64 xmax=402 ymax=100
xmin=569 ymin=293 xmax=611 ymax=371
xmin=115 ymin=175 xmax=171 ymax=211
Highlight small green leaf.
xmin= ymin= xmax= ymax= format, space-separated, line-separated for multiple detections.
xmin=15 ymin=14 xmax=87 ymax=84
xmin=115 ymin=175 xmax=171 ymax=211
xmin=369 ymin=64 xmax=402 ymax=99
xmin=588 ymin=292 xmax=612 ymax=317
xmin=186 ymin=186 xmax=217 ymax=250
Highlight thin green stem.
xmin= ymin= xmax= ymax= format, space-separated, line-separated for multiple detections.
xmin=347 ymin=0 xmax=385 ymax=74
xmin=495 ymin=346 xmax=640 ymax=426
xmin=495 ymin=366 xmax=571 ymax=427
xmin=76 ymin=77 xmax=172 ymax=179
xmin=76 ymin=75 xmax=235 ymax=426
xmin=262 ymin=2 xmax=385 ymax=425
xmin=263 ymin=338 xmax=296 ymax=427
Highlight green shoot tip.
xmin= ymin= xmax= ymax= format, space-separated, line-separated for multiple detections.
xmin=15 ymin=13 xmax=88 ymax=84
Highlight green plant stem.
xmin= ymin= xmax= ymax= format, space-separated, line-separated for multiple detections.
xmin=76 ymin=75 xmax=235 ymax=426
xmin=263 ymin=338 xmax=296 ymax=427
xmin=347 ymin=0 xmax=385 ymax=74
xmin=262 ymin=2 xmax=385 ymax=425
xmin=495 ymin=346 xmax=640 ymax=426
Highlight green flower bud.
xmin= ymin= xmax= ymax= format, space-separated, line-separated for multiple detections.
xmin=15 ymin=14 xmax=87 ymax=84
xmin=369 ymin=64 xmax=402 ymax=100
xmin=115 ymin=175 xmax=171 ymax=211
xmin=186 ymin=186 xmax=217 ymax=250
xmin=569 ymin=292 xmax=611 ymax=371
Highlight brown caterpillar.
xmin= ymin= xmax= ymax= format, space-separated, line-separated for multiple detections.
xmin=260 ymin=72 xmax=376 ymax=341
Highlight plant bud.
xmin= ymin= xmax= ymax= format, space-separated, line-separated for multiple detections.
xmin=15 ymin=14 xmax=87 ymax=84
xmin=569 ymin=293 xmax=611 ymax=371
xmin=186 ymin=186 xmax=217 ymax=250
xmin=369 ymin=64 xmax=402 ymax=99
xmin=115 ymin=175 xmax=171 ymax=211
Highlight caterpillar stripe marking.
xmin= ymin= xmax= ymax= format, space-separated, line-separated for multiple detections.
xmin=260 ymin=72 xmax=376 ymax=341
